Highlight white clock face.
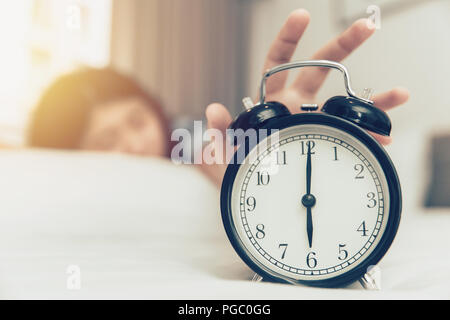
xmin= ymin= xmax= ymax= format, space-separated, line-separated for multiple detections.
xmin=230 ymin=124 xmax=390 ymax=282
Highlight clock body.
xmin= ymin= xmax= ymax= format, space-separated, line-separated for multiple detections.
xmin=220 ymin=112 xmax=401 ymax=287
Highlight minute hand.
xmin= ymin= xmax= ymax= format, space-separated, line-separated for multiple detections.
xmin=306 ymin=143 xmax=312 ymax=194
xmin=305 ymin=143 xmax=314 ymax=248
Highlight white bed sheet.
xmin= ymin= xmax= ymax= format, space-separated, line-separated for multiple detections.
xmin=0 ymin=150 xmax=448 ymax=299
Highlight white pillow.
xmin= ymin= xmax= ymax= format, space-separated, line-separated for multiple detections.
xmin=0 ymin=149 xmax=222 ymax=238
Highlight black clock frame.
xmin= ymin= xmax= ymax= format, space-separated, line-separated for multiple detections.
xmin=220 ymin=112 xmax=402 ymax=288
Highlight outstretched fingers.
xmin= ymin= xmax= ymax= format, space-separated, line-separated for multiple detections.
xmin=292 ymin=19 xmax=375 ymax=98
xmin=263 ymin=9 xmax=310 ymax=95
xmin=372 ymin=87 xmax=410 ymax=111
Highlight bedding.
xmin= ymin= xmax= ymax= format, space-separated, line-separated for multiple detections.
xmin=0 ymin=149 xmax=448 ymax=299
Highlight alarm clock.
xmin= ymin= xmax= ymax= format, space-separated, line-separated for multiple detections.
xmin=220 ymin=60 xmax=401 ymax=288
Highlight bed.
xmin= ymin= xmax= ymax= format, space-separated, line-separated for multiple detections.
xmin=0 ymin=149 xmax=448 ymax=299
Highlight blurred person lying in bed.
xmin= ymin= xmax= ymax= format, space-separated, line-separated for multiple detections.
xmin=27 ymin=9 xmax=409 ymax=186
xmin=27 ymin=68 xmax=170 ymax=157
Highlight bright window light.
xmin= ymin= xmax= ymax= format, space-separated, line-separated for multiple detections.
xmin=0 ymin=0 xmax=112 ymax=145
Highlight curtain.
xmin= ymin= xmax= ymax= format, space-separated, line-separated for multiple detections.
xmin=110 ymin=0 xmax=247 ymax=119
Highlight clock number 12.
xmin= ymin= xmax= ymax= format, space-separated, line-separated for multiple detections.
xmin=301 ymin=141 xmax=316 ymax=155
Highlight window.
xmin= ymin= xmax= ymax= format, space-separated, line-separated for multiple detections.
xmin=0 ymin=0 xmax=112 ymax=145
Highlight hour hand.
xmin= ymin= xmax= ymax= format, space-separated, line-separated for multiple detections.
xmin=302 ymin=195 xmax=316 ymax=248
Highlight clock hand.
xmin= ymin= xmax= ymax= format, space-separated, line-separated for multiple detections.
xmin=306 ymin=142 xmax=312 ymax=194
xmin=301 ymin=142 xmax=315 ymax=248
xmin=307 ymin=207 xmax=313 ymax=248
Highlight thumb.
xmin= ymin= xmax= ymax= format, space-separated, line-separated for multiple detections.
xmin=200 ymin=103 xmax=234 ymax=186
xmin=205 ymin=103 xmax=233 ymax=133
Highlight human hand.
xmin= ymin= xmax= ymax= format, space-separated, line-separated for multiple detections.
xmin=203 ymin=9 xmax=409 ymax=185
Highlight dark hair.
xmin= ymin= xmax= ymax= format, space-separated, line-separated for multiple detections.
xmin=27 ymin=67 xmax=170 ymax=154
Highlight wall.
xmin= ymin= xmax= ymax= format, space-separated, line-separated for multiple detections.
xmin=110 ymin=0 xmax=246 ymax=120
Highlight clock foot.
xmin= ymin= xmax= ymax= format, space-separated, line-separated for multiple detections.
xmin=251 ymin=273 xmax=263 ymax=283
xmin=359 ymin=265 xmax=381 ymax=290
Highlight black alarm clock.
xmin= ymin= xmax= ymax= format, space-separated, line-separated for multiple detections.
xmin=220 ymin=60 xmax=401 ymax=288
